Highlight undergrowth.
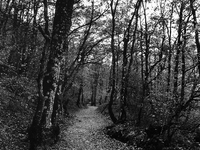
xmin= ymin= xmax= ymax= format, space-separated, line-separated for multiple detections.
xmin=0 ymin=76 xmax=37 ymax=150
xmin=98 ymin=103 xmax=200 ymax=150
xmin=0 ymin=76 xmax=82 ymax=150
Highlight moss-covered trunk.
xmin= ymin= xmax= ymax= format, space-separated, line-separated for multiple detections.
xmin=29 ymin=0 xmax=74 ymax=149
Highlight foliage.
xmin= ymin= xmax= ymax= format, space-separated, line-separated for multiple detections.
xmin=0 ymin=77 xmax=36 ymax=149
xmin=106 ymin=121 xmax=200 ymax=150
xmin=1 ymin=77 xmax=37 ymax=98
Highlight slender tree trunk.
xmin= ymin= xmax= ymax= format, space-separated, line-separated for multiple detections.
xmin=137 ymin=1 xmax=150 ymax=125
xmin=77 ymin=83 xmax=83 ymax=107
xmin=190 ymin=0 xmax=200 ymax=75
xmin=81 ymin=88 xmax=84 ymax=106
xmin=93 ymin=65 xmax=100 ymax=106
xmin=90 ymin=92 xmax=94 ymax=106
xmin=167 ymin=4 xmax=173 ymax=94
xmin=180 ymin=14 xmax=190 ymax=103
xmin=119 ymin=12 xmax=133 ymax=122
xmin=173 ymin=2 xmax=184 ymax=105
xmin=108 ymin=0 xmax=119 ymax=123
xmin=8 ymin=3 xmax=20 ymax=67
xmin=180 ymin=35 xmax=186 ymax=102
xmin=166 ymin=2 xmax=184 ymax=143
xmin=119 ymin=0 xmax=142 ymax=122
xmin=120 ymin=36 xmax=128 ymax=121
xmin=27 ymin=0 xmax=39 ymax=78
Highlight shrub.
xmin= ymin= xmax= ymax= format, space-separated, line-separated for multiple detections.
xmin=0 ymin=76 xmax=37 ymax=113
xmin=1 ymin=76 xmax=37 ymax=98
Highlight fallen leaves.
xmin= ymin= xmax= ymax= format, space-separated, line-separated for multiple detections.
xmin=52 ymin=106 xmax=135 ymax=150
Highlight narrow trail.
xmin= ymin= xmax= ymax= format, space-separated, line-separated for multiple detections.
xmin=58 ymin=106 xmax=132 ymax=150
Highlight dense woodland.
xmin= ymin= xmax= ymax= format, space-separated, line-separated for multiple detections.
xmin=0 ymin=0 xmax=200 ymax=149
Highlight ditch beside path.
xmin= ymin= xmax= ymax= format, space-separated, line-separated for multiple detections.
xmin=56 ymin=106 xmax=134 ymax=150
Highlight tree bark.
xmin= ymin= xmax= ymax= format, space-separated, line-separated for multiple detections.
xmin=108 ymin=0 xmax=119 ymax=124
xmin=173 ymin=2 xmax=184 ymax=106
xmin=119 ymin=0 xmax=142 ymax=122
xmin=137 ymin=1 xmax=150 ymax=125
xmin=166 ymin=3 xmax=173 ymax=94
xmin=190 ymin=0 xmax=200 ymax=75
xmin=29 ymin=0 xmax=74 ymax=149
xmin=77 ymin=83 xmax=83 ymax=107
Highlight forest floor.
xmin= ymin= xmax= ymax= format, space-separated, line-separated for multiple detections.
xmin=52 ymin=106 xmax=135 ymax=150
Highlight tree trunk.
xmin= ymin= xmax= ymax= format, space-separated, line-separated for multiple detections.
xmin=137 ymin=2 xmax=150 ymax=125
xmin=29 ymin=0 xmax=74 ymax=149
xmin=108 ymin=0 xmax=119 ymax=124
xmin=90 ymin=92 xmax=94 ymax=106
xmin=77 ymin=83 xmax=83 ymax=107
xmin=81 ymin=88 xmax=84 ymax=106
xmin=119 ymin=0 xmax=141 ymax=122
xmin=190 ymin=0 xmax=200 ymax=75
xmin=167 ymin=4 xmax=173 ymax=94
xmin=173 ymin=2 xmax=184 ymax=104
xmin=167 ymin=2 xmax=184 ymax=143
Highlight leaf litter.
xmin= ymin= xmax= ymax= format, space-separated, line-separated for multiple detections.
xmin=52 ymin=106 xmax=137 ymax=150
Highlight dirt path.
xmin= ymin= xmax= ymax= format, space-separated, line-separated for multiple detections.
xmin=57 ymin=106 xmax=132 ymax=150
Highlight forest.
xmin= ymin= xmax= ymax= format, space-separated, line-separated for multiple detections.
xmin=0 ymin=0 xmax=200 ymax=149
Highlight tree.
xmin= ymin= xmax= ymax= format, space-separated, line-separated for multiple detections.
xmin=108 ymin=0 xmax=119 ymax=124
xmin=29 ymin=0 xmax=74 ymax=149
xmin=119 ymin=0 xmax=142 ymax=122
xmin=190 ymin=0 xmax=200 ymax=74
